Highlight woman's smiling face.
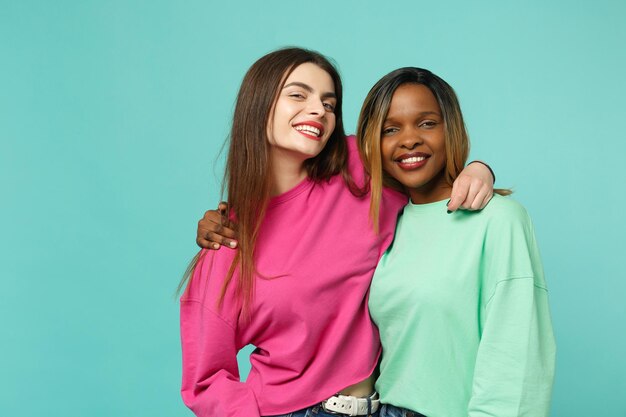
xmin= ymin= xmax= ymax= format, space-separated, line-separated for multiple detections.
xmin=267 ymin=62 xmax=337 ymax=163
xmin=381 ymin=83 xmax=450 ymax=204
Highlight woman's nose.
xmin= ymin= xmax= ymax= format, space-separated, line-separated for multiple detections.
xmin=399 ymin=129 xmax=423 ymax=149
xmin=306 ymin=97 xmax=326 ymax=115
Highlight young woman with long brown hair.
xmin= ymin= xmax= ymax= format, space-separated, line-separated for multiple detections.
xmin=180 ymin=49 xmax=495 ymax=417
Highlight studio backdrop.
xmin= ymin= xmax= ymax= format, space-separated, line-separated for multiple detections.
xmin=1 ymin=1 xmax=625 ymax=416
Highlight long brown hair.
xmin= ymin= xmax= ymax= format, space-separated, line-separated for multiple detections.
xmin=180 ymin=48 xmax=349 ymax=318
xmin=357 ymin=67 xmax=510 ymax=231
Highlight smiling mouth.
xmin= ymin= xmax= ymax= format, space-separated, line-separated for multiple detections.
xmin=396 ymin=153 xmax=430 ymax=169
xmin=398 ymin=155 xmax=426 ymax=163
xmin=294 ymin=122 xmax=324 ymax=139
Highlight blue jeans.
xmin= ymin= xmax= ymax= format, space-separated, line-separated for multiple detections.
xmin=267 ymin=404 xmax=381 ymax=417
xmin=379 ymin=404 xmax=426 ymax=417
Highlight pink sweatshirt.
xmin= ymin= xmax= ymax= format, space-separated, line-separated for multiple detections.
xmin=180 ymin=136 xmax=407 ymax=416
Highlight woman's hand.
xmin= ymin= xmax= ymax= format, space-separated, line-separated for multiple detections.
xmin=447 ymin=162 xmax=494 ymax=212
xmin=196 ymin=202 xmax=238 ymax=249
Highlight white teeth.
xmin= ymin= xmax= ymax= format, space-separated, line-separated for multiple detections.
xmin=400 ymin=156 xmax=426 ymax=163
xmin=295 ymin=125 xmax=321 ymax=137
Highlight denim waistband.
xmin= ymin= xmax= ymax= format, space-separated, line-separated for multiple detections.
xmin=379 ymin=404 xmax=426 ymax=417
xmin=266 ymin=403 xmax=381 ymax=417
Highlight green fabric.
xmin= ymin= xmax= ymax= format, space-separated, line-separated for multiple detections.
xmin=369 ymin=195 xmax=556 ymax=417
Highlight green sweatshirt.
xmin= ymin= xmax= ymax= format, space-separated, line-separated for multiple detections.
xmin=369 ymin=195 xmax=556 ymax=417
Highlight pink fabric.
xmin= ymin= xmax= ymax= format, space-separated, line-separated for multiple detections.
xmin=180 ymin=136 xmax=407 ymax=416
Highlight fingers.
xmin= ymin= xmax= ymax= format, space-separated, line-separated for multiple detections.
xmin=196 ymin=208 xmax=239 ymax=249
xmin=448 ymin=176 xmax=493 ymax=212
xmin=216 ymin=202 xmax=238 ymax=232
xmin=204 ymin=231 xmax=238 ymax=249
xmin=197 ymin=227 xmax=238 ymax=249
xmin=196 ymin=222 xmax=218 ymax=249
xmin=215 ymin=218 xmax=238 ymax=241
xmin=196 ymin=234 xmax=217 ymax=249
xmin=447 ymin=176 xmax=470 ymax=212
xmin=462 ymin=179 xmax=486 ymax=210
xmin=480 ymin=189 xmax=494 ymax=209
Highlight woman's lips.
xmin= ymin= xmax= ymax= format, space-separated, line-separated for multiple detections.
xmin=293 ymin=121 xmax=324 ymax=140
xmin=395 ymin=152 xmax=430 ymax=170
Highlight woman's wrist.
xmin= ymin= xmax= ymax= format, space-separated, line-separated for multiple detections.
xmin=468 ymin=160 xmax=496 ymax=184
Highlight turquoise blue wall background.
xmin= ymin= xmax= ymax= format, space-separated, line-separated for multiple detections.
xmin=2 ymin=0 xmax=625 ymax=416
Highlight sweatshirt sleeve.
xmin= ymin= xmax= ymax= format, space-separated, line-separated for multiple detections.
xmin=468 ymin=205 xmax=556 ymax=417
xmin=468 ymin=278 xmax=556 ymax=417
xmin=180 ymin=251 xmax=260 ymax=417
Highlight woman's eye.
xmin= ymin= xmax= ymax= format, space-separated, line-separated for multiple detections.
xmin=289 ymin=93 xmax=305 ymax=99
xmin=420 ymin=121 xmax=437 ymax=128
xmin=382 ymin=127 xmax=398 ymax=135
xmin=323 ymin=102 xmax=336 ymax=112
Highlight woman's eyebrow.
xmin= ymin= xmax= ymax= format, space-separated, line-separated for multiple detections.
xmin=385 ymin=111 xmax=441 ymax=122
xmin=283 ymin=81 xmax=312 ymax=91
xmin=283 ymin=82 xmax=336 ymax=100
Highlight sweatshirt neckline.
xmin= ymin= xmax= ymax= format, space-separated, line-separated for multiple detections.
xmin=404 ymin=198 xmax=449 ymax=215
xmin=269 ymin=177 xmax=314 ymax=207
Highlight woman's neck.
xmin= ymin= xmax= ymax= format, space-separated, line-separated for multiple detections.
xmin=409 ymin=186 xmax=451 ymax=204
xmin=407 ymin=170 xmax=452 ymax=204
xmin=269 ymin=150 xmax=308 ymax=196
